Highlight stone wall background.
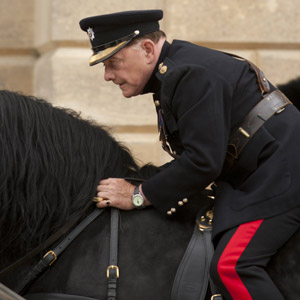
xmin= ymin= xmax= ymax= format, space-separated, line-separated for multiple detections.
xmin=1 ymin=0 xmax=299 ymax=166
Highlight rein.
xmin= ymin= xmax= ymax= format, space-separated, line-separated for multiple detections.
xmin=0 ymin=218 xmax=80 ymax=278
xmin=2 ymin=207 xmax=121 ymax=300
xmin=1 ymin=208 xmax=105 ymax=295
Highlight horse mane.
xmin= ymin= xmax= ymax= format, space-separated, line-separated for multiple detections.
xmin=0 ymin=90 xmax=158 ymax=267
xmin=277 ymin=77 xmax=300 ymax=110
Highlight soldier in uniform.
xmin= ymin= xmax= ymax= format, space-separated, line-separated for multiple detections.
xmin=79 ymin=10 xmax=300 ymax=300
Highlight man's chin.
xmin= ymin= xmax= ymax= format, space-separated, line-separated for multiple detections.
xmin=122 ymin=92 xmax=133 ymax=98
xmin=122 ymin=90 xmax=138 ymax=98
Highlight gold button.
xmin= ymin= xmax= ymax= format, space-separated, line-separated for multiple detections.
xmin=178 ymin=201 xmax=184 ymax=206
xmin=154 ymin=100 xmax=160 ymax=106
xmin=171 ymin=208 xmax=176 ymax=213
xmin=182 ymin=198 xmax=188 ymax=203
xmin=159 ymin=65 xmax=167 ymax=74
xmin=167 ymin=210 xmax=172 ymax=216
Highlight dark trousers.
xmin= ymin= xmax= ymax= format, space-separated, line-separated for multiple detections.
xmin=210 ymin=204 xmax=300 ymax=300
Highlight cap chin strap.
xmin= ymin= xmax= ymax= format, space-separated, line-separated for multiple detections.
xmin=90 ymin=41 xmax=128 ymax=66
xmin=89 ymin=30 xmax=140 ymax=66
xmin=92 ymin=30 xmax=140 ymax=53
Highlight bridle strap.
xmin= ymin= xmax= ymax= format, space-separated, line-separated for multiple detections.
xmin=107 ymin=208 xmax=120 ymax=300
xmin=105 ymin=178 xmax=144 ymax=299
xmin=0 ymin=217 xmax=80 ymax=278
xmin=15 ymin=208 xmax=105 ymax=295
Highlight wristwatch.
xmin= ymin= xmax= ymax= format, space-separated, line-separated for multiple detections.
xmin=132 ymin=186 xmax=146 ymax=209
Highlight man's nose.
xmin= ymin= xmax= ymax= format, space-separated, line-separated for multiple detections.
xmin=104 ymin=67 xmax=115 ymax=81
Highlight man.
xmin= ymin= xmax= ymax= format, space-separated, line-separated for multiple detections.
xmin=80 ymin=10 xmax=300 ymax=299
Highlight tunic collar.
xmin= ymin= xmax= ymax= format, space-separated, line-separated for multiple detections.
xmin=142 ymin=41 xmax=170 ymax=95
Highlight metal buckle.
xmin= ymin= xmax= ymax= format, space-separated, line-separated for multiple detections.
xmin=43 ymin=250 xmax=57 ymax=266
xmin=107 ymin=265 xmax=120 ymax=279
xmin=197 ymin=209 xmax=214 ymax=232
xmin=211 ymin=294 xmax=222 ymax=300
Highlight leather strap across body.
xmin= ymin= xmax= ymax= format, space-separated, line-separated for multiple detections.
xmin=227 ymin=89 xmax=291 ymax=162
xmin=223 ymin=52 xmax=271 ymax=96
xmin=223 ymin=52 xmax=292 ymax=165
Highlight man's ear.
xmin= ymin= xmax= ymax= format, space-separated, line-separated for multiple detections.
xmin=141 ymin=40 xmax=155 ymax=63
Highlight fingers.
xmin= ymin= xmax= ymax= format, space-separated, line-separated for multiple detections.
xmin=96 ymin=185 xmax=110 ymax=192
xmin=92 ymin=197 xmax=110 ymax=208
xmin=93 ymin=178 xmax=136 ymax=210
xmin=96 ymin=178 xmax=119 ymax=193
xmin=98 ymin=178 xmax=111 ymax=185
xmin=98 ymin=177 xmax=121 ymax=186
xmin=94 ymin=200 xmax=112 ymax=210
xmin=93 ymin=197 xmax=104 ymax=203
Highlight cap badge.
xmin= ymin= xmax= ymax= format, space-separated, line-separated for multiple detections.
xmin=87 ymin=27 xmax=95 ymax=41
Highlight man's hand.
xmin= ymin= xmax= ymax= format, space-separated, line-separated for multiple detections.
xmin=95 ymin=178 xmax=136 ymax=210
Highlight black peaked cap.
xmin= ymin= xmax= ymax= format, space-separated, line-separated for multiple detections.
xmin=79 ymin=10 xmax=163 ymax=66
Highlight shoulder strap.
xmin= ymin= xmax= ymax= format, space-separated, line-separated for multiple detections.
xmin=222 ymin=51 xmax=270 ymax=95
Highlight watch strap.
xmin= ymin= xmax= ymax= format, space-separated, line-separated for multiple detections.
xmin=134 ymin=186 xmax=140 ymax=195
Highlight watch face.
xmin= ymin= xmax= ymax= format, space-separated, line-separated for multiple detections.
xmin=132 ymin=194 xmax=144 ymax=207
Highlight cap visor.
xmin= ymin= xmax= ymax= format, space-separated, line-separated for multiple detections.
xmin=89 ymin=40 xmax=130 ymax=66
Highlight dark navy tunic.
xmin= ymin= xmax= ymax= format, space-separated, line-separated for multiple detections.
xmin=141 ymin=40 xmax=300 ymax=239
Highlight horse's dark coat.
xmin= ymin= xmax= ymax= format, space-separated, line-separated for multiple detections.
xmin=0 ymin=90 xmax=299 ymax=300
xmin=278 ymin=77 xmax=300 ymax=110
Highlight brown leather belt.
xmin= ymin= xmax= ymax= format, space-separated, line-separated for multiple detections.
xmin=227 ymin=89 xmax=291 ymax=160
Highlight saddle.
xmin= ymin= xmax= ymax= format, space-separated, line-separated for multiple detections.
xmin=171 ymin=206 xmax=222 ymax=300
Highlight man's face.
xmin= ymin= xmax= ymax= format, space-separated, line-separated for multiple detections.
xmin=102 ymin=43 xmax=153 ymax=98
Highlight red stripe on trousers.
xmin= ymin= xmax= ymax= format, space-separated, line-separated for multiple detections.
xmin=217 ymin=219 xmax=263 ymax=300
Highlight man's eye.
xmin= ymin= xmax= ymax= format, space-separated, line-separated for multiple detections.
xmin=111 ymin=62 xmax=120 ymax=69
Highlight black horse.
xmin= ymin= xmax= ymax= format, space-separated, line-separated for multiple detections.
xmin=0 ymin=90 xmax=299 ymax=300
xmin=278 ymin=77 xmax=300 ymax=110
